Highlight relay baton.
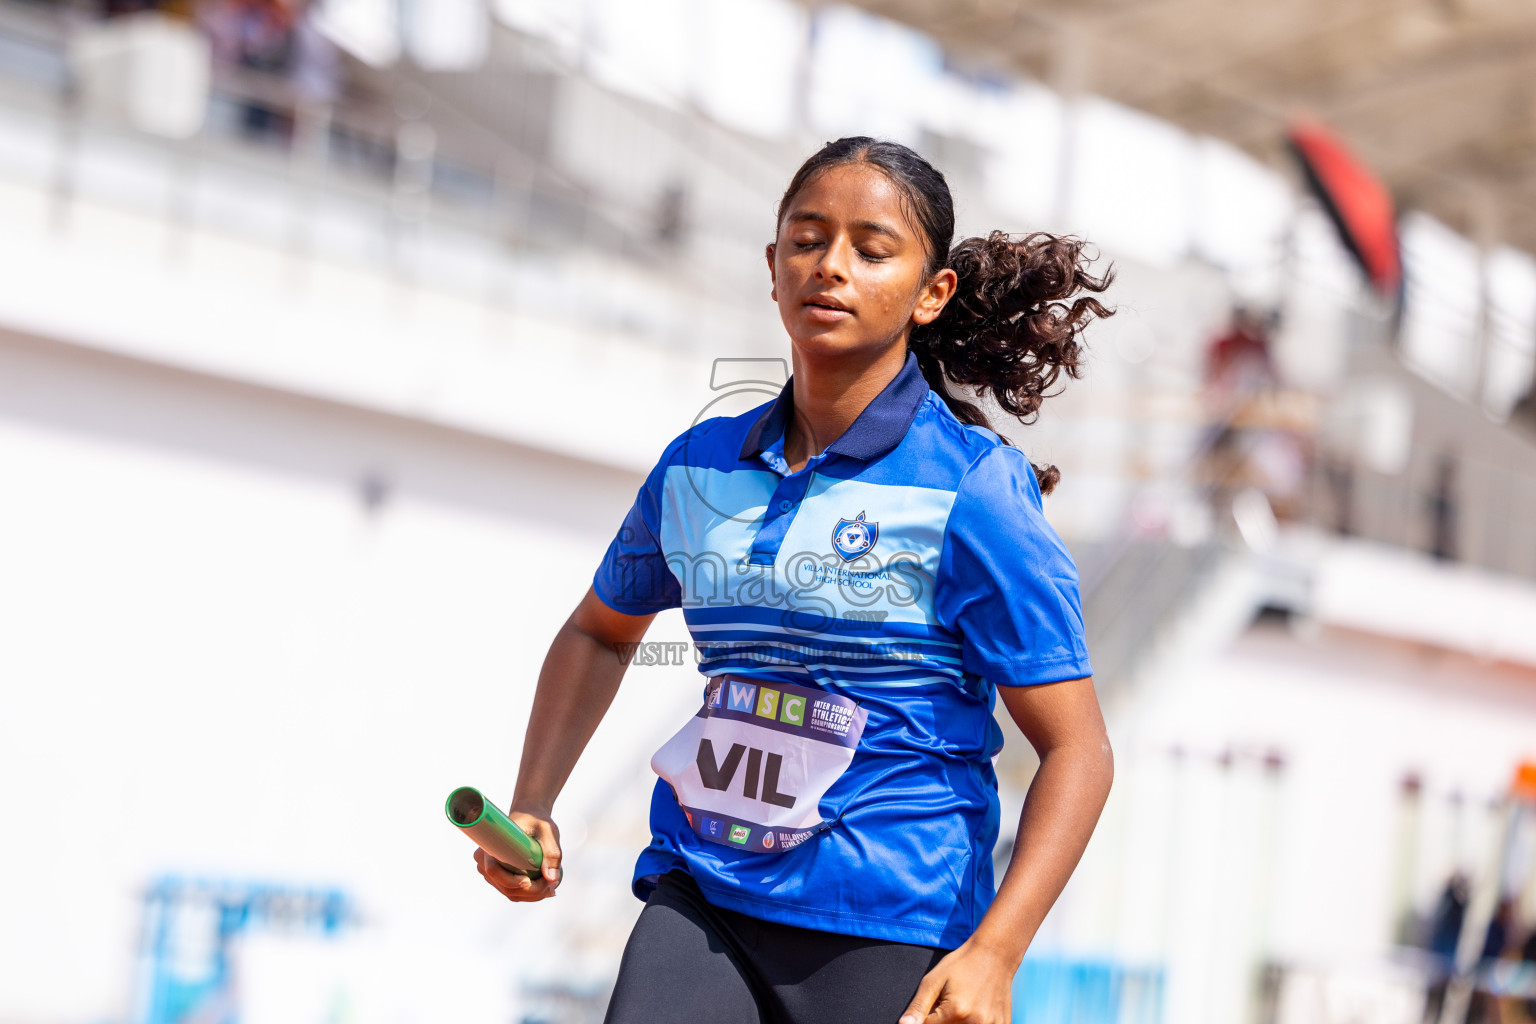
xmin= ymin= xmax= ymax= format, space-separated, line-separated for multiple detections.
xmin=446 ymin=786 xmax=544 ymax=877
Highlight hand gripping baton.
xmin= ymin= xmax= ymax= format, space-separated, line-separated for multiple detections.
xmin=446 ymin=786 xmax=544 ymax=878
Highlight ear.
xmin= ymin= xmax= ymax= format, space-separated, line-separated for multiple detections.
xmin=766 ymin=243 xmax=778 ymax=302
xmin=912 ymin=267 xmax=957 ymax=326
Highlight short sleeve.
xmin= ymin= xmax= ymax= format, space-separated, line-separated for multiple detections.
xmin=934 ymin=446 xmax=1092 ymax=686
xmin=592 ymin=444 xmax=683 ymax=616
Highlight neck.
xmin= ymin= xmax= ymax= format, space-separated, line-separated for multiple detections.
xmin=783 ymin=341 xmax=909 ymax=470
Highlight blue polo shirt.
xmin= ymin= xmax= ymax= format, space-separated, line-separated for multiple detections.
xmin=592 ymin=352 xmax=1091 ymax=949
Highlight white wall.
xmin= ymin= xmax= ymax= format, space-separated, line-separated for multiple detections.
xmin=1031 ymin=564 xmax=1536 ymax=1024
xmin=0 ymin=330 xmax=702 ymax=1022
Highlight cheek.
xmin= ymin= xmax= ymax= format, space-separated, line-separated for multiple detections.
xmin=861 ymin=266 xmax=925 ymax=320
xmin=771 ymin=260 xmax=800 ymax=302
xmin=774 ymin=250 xmax=813 ymax=286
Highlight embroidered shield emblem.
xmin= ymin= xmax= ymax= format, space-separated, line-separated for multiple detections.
xmin=831 ymin=512 xmax=879 ymax=561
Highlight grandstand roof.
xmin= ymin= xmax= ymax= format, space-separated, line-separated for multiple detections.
xmin=850 ymin=0 xmax=1536 ymax=253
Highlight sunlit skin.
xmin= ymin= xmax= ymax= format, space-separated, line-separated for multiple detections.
xmin=477 ymin=159 xmax=1114 ymax=1024
xmin=767 ymin=162 xmax=955 ymax=471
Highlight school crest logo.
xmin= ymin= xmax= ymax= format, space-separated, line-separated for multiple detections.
xmin=831 ymin=512 xmax=879 ymax=561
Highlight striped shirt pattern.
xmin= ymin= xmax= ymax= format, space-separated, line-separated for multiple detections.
xmin=594 ymin=352 xmax=1091 ymax=948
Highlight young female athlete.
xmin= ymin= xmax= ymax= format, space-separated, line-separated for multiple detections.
xmin=475 ymin=137 xmax=1116 ymax=1024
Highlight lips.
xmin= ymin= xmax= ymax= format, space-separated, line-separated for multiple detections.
xmin=804 ymin=294 xmax=853 ymax=319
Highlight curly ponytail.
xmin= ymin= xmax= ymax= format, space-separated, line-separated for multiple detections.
xmin=912 ymin=232 xmax=1113 ymax=493
xmin=776 ymin=138 xmax=1114 ymax=494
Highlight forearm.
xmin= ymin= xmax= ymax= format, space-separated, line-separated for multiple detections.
xmin=509 ymin=616 xmax=631 ymax=814
xmin=969 ymin=740 xmax=1114 ymax=968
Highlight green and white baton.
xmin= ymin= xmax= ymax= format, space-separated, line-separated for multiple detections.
xmin=446 ymin=786 xmax=544 ymax=878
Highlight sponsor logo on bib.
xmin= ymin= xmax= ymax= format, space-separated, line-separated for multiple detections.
xmin=756 ymin=688 xmax=779 ymax=718
xmin=729 ymin=825 xmax=752 ymax=845
xmin=726 ymin=680 xmax=757 ymax=713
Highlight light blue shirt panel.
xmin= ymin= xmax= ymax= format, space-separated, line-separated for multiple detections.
xmin=655 ymin=464 xmax=959 ymax=630
xmin=774 ymin=476 xmax=958 ymax=628
xmin=657 ymin=465 xmax=775 ymax=607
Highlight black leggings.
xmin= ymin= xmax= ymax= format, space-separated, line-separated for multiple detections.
xmin=604 ymin=871 xmax=947 ymax=1024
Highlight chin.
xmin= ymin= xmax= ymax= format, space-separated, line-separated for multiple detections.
xmin=791 ymin=333 xmax=876 ymax=362
xmin=786 ymin=320 xmax=877 ymax=356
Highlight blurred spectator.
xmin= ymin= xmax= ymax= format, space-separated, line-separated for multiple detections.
xmin=195 ymin=0 xmax=338 ymax=146
xmin=1430 ymin=872 xmax=1470 ymax=963
xmin=1522 ymin=927 xmax=1536 ymax=1021
xmin=1428 ymin=455 xmax=1459 ymax=562
xmin=1424 ymin=873 xmax=1470 ymax=1022
xmin=655 ymin=179 xmax=688 ymax=248
xmin=1199 ymin=305 xmax=1313 ymax=524
xmin=1510 ymin=385 xmax=1536 ymax=439
xmin=290 ymin=1 xmax=339 ymax=108
xmin=198 ymin=0 xmax=294 ymax=139
xmin=1420 ymin=884 xmax=1517 ymax=1024
xmin=1205 ymin=305 xmax=1279 ymax=398
xmin=103 ymin=0 xmax=190 ymax=16
xmin=1466 ymin=899 xmax=1517 ymax=1024
xmin=1483 ymin=899 xmax=1514 ymax=963
xmin=199 ymin=0 xmax=292 ymax=70
xmin=1323 ymin=455 xmax=1355 ymax=536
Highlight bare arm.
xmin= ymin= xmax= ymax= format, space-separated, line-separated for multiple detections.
xmin=475 ymin=586 xmax=655 ymax=903
xmin=972 ymin=677 xmax=1115 ymax=961
xmin=901 ymin=676 xmax=1114 ymax=1024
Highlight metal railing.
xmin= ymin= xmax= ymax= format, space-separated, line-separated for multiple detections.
xmin=0 ymin=1 xmax=789 ymax=356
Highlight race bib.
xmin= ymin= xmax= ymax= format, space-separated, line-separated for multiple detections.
xmin=650 ymin=677 xmax=868 ymax=854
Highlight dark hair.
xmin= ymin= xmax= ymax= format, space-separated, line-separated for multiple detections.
xmin=774 ymin=137 xmax=1113 ymax=494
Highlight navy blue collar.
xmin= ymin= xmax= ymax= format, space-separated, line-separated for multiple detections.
xmin=739 ymin=351 xmax=931 ymax=462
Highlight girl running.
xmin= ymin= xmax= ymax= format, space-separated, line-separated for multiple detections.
xmin=475 ymin=137 xmax=1115 ymax=1024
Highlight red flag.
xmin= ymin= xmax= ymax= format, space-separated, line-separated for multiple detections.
xmin=1288 ymin=119 xmax=1402 ymax=297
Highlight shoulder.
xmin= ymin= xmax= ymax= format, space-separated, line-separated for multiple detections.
xmin=938 ymin=441 xmax=1075 ymax=592
xmin=938 ymin=442 xmax=1073 ymax=588
xmin=649 ymin=398 xmax=776 ymax=475
xmin=900 ymin=393 xmax=1041 ymax=503
xmin=953 ymin=444 xmax=1044 ymax=514
xmin=866 ymin=392 xmax=1009 ymax=492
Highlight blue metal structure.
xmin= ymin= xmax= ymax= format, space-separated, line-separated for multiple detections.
xmin=1012 ymin=956 xmax=1166 ymax=1024
xmin=133 ymin=876 xmax=352 ymax=1024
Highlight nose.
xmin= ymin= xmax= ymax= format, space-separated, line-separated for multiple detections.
xmin=815 ymin=236 xmax=852 ymax=283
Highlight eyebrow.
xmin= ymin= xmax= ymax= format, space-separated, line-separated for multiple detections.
xmin=787 ymin=210 xmax=903 ymax=240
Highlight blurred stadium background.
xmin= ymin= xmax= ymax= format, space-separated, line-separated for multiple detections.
xmin=1 ymin=1 xmax=1534 ymax=1023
